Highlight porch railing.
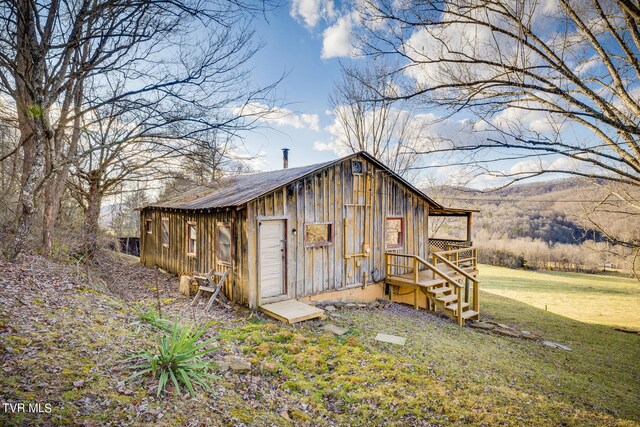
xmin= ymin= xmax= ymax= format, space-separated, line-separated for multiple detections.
xmin=430 ymin=238 xmax=473 ymax=252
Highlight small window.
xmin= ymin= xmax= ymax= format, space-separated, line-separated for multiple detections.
xmin=145 ymin=219 xmax=152 ymax=234
xmin=305 ymin=222 xmax=333 ymax=247
xmin=386 ymin=217 xmax=403 ymax=248
xmin=352 ymin=160 xmax=364 ymax=175
xmin=161 ymin=218 xmax=169 ymax=247
xmin=217 ymin=223 xmax=231 ymax=264
xmin=187 ymin=222 xmax=197 ymax=256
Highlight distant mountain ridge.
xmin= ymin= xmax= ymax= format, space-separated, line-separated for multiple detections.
xmin=426 ymin=178 xmax=609 ymax=245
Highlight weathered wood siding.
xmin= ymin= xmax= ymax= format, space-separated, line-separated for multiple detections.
xmin=140 ymin=208 xmax=249 ymax=305
xmin=246 ymin=154 xmax=431 ymax=305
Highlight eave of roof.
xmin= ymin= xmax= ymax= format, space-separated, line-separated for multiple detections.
xmin=142 ymin=151 xmax=446 ymax=211
xmin=429 ymin=207 xmax=479 ymax=216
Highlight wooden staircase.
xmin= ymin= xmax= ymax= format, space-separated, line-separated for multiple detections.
xmin=385 ymin=246 xmax=480 ymax=326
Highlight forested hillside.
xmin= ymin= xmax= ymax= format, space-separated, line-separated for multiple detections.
xmin=428 ymin=179 xmax=637 ymax=274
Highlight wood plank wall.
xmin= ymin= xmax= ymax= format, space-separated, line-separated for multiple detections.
xmin=140 ymin=208 xmax=249 ymax=304
xmin=246 ymin=155 xmax=431 ymax=302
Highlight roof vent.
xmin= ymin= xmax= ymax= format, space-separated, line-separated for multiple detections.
xmin=282 ymin=148 xmax=289 ymax=169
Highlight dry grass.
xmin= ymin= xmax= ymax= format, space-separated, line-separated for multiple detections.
xmin=478 ymin=264 xmax=640 ymax=328
xmin=1 ymin=253 xmax=638 ymax=426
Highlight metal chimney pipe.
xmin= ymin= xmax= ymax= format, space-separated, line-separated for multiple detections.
xmin=282 ymin=148 xmax=289 ymax=169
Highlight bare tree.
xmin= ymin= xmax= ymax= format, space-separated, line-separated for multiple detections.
xmin=0 ymin=103 xmax=19 ymax=205
xmin=329 ymin=62 xmax=425 ymax=177
xmin=66 ymin=89 xmax=259 ymax=258
xmin=181 ymin=129 xmax=255 ymax=185
xmin=66 ymin=99 xmax=180 ymax=258
xmin=0 ymin=0 xmax=276 ymax=259
xmin=356 ymin=0 xmax=640 ymax=264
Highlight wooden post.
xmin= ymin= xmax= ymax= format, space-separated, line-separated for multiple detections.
xmin=465 ymin=278 xmax=469 ymax=303
xmin=466 ymin=213 xmax=473 ymax=242
xmin=385 ymin=253 xmax=390 ymax=277
xmin=473 ymin=282 xmax=479 ymax=313
xmin=457 ymin=288 xmax=463 ymax=326
xmin=413 ymin=257 xmax=419 ymax=284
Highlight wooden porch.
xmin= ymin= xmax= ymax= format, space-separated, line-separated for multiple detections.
xmin=385 ymin=244 xmax=480 ymax=326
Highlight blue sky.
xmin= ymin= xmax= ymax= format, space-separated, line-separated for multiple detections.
xmin=241 ymin=1 xmax=353 ymax=170
xmin=240 ymin=1 xmax=569 ymax=188
xmin=236 ymin=1 xmax=605 ymax=189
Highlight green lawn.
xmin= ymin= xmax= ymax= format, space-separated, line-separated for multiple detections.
xmin=216 ymin=288 xmax=640 ymax=426
xmin=2 ymin=256 xmax=639 ymax=426
xmin=478 ymin=264 xmax=640 ymax=328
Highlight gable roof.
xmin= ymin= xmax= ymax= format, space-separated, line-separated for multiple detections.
xmin=146 ymin=152 xmax=446 ymax=211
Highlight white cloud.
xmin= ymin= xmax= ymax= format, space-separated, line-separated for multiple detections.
xmin=313 ymin=139 xmax=356 ymax=157
xmin=240 ymin=103 xmax=320 ymax=131
xmin=508 ymin=159 xmax=547 ymax=175
xmin=573 ymin=55 xmax=600 ymax=76
xmin=290 ymin=0 xmax=336 ymax=28
xmin=492 ymin=107 xmax=561 ymax=134
xmin=321 ymin=12 xmax=360 ymax=59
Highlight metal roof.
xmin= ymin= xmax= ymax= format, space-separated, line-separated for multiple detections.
xmin=147 ymin=158 xmax=338 ymax=210
xmin=144 ymin=151 xmax=463 ymax=212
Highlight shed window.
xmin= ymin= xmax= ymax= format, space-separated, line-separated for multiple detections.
xmin=187 ymin=222 xmax=197 ymax=256
xmin=161 ymin=218 xmax=169 ymax=247
xmin=305 ymin=223 xmax=333 ymax=247
xmin=217 ymin=223 xmax=231 ymax=264
xmin=352 ymin=160 xmax=364 ymax=175
xmin=386 ymin=217 xmax=404 ymax=248
xmin=145 ymin=219 xmax=152 ymax=234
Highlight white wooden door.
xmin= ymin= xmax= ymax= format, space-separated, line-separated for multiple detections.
xmin=259 ymin=219 xmax=286 ymax=299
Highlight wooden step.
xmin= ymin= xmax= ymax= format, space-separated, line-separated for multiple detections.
xmin=445 ymin=302 xmax=470 ymax=311
xmin=428 ymin=286 xmax=454 ymax=295
xmin=420 ymin=278 xmax=447 ymax=287
xmin=436 ymin=294 xmax=458 ymax=303
xmin=260 ymin=300 xmax=324 ymax=324
xmin=461 ymin=310 xmax=479 ymax=320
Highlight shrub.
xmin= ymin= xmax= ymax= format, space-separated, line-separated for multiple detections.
xmin=134 ymin=306 xmax=173 ymax=333
xmin=129 ymin=321 xmax=217 ymax=396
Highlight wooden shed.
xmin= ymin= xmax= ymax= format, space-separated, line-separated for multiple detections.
xmin=140 ymin=151 xmax=480 ymax=325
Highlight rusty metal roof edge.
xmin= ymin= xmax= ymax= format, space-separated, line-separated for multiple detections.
xmin=141 ymin=151 xmax=445 ymax=211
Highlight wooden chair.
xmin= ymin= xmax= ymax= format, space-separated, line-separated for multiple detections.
xmin=191 ymin=268 xmax=229 ymax=311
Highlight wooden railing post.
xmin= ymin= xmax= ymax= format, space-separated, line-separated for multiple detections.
xmin=457 ymin=288 xmax=463 ymax=326
xmin=385 ymin=253 xmax=390 ymax=277
xmin=473 ymin=281 xmax=479 ymax=314
xmin=465 ymin=278 xmax=470 ymax=303
xmin=414 ymin=256 xmax=419 ymax=284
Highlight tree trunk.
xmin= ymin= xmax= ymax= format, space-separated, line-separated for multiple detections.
xmin=5 ymin=121 xmax=49 ymax=259
xmin=41 ymin=176 xmax=66 ymax=255
xmin=82 ymin=177 xmax=103 ymax=259
xmin=4 ymin=0 xmax=50 ymax=260
xmin=42 ymin=77 xmax=83 ymax=255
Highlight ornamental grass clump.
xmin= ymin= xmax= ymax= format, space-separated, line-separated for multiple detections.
xmin=129 ymin=321 xmax=217 ymax=397
xmin=134 ymin=306 xmax=173 ymax=333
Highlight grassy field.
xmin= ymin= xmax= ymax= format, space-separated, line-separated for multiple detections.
xmin=478 ymin=264 xmax=640 ymax=328
xmin=2 ymin=255 xmax=639 ymax=426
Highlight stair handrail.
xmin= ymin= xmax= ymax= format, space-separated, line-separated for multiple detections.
xmin=413 ymin=255 xmax=465 ymax=325
xmin=432 ymin=251 xmax=480 ymax=316
xmin=385 ymin=252 xmax=476 ymax=326
xmin=432 ymin=251 xmax=479 ymax=284
xmin=413 ymin=255 xmax=462 ymax=288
